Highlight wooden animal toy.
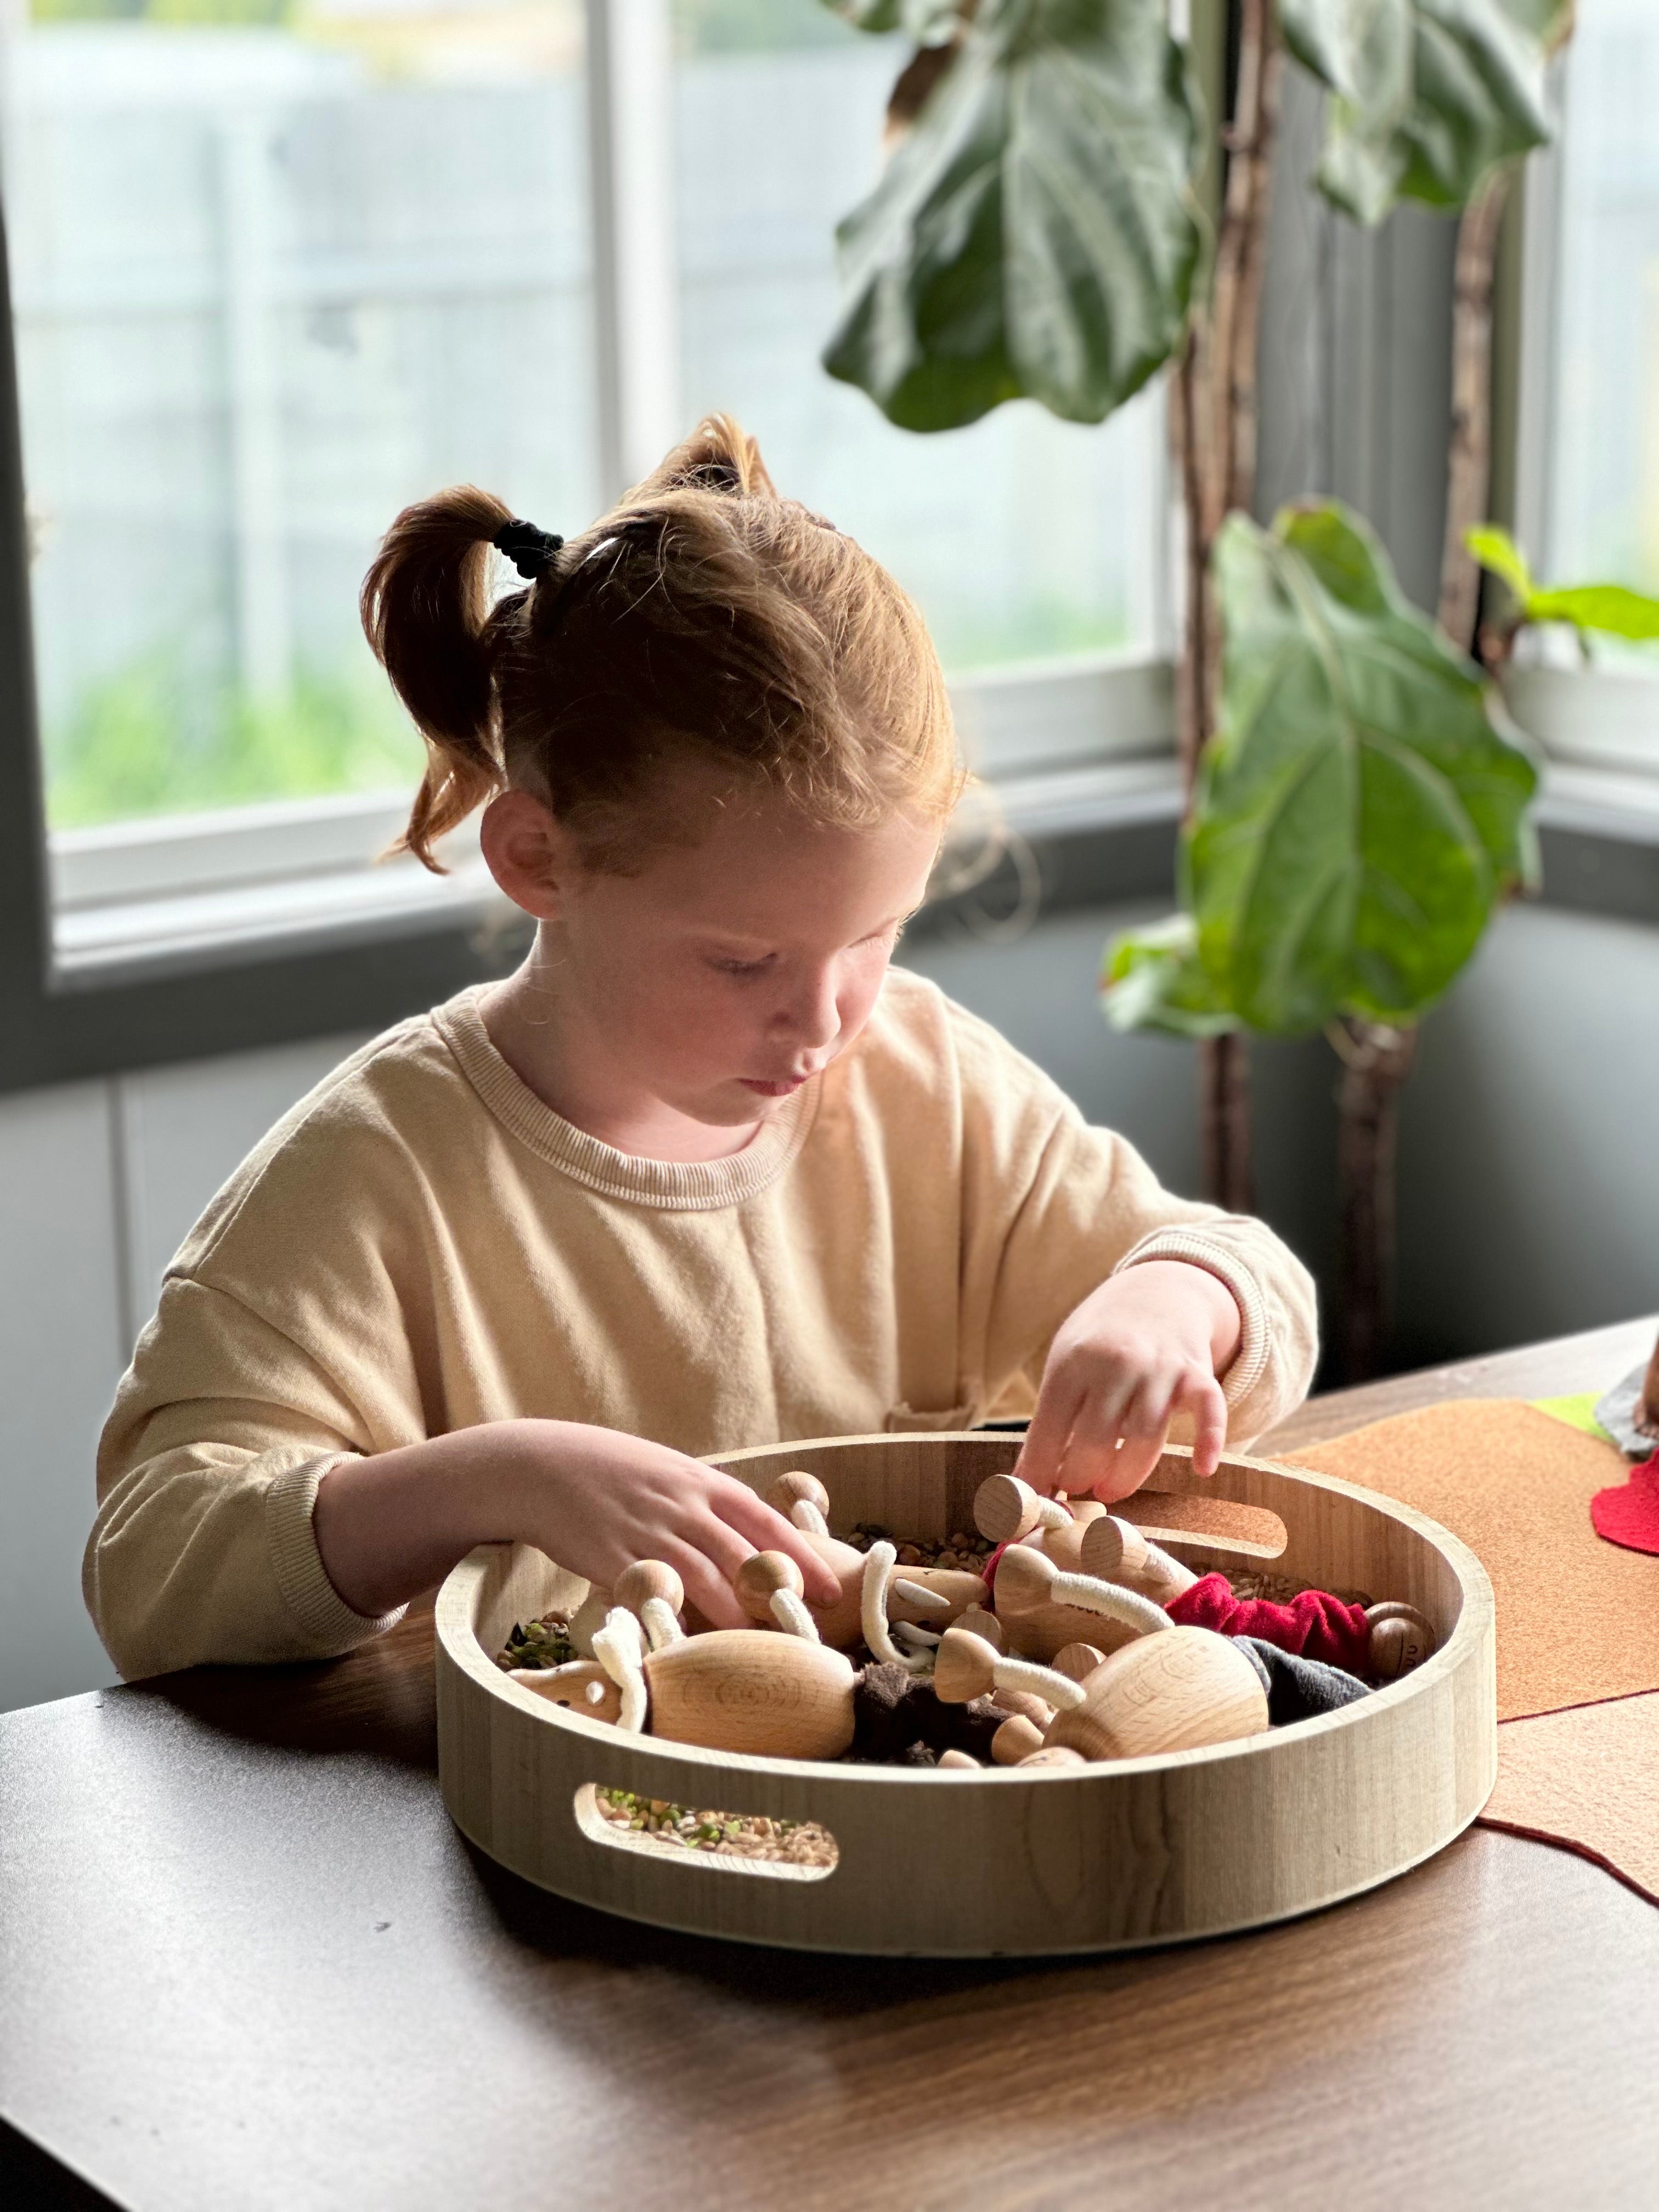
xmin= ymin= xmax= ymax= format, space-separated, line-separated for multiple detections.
xmin=767 ymin=1469 xmax=831 ymax=1535
xmin=991 ymin=1714 xmax=1045 ymax=1764
xmin=733 ymin=1550 xmax=820 ymax=1640
xmin=1036 ymin=1499 xmax=1109 ymax=1574
xmin=1364 ymin=1602 xmax=1436 ymax=1680
xmin=795 ymin=1528 xmax=870 ymax=1649
xmin=1044 ymin=1627 xmax=1271 ymax=1762
xmin=994 ymin=1545 xmax=1171 ymax=1640
xmin=985 ymin=1687 xmax=1053 ymax=1729
xmin=885 ymin=1566 xmax=990 ymax=1627
xmin=936 ymin=1749 xmax=982 ymax=1770
xmin=643 ymin=1630 xmax=857 ymax=1760
xmin=1079 ymin=1515 xmax=1199 ymax=1604
xmin=509 ymin=1660 xmax=622 ymax=1725
xmin=613 ymin=1560 xmax=686 ymax=1650
xmin=930 ymin=1626 xmax=1086 ymax=1714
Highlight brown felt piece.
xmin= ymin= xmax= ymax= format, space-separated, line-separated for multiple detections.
xmin=1286 ymin=1398 xmax=1659 ymax=1722
xmin=1481 ymin=1695 xmax=1659 ymax=1907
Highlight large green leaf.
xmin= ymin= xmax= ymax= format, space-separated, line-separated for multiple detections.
xmin=1469 ymin=524 xmax=1659 ymax=640
xmin=822 ymin=0 xmax=1201 ymax=430
xmin=1279 ymin=0 xmax=1567 ymax=224
xmin=1188 ymin=501 xmax=1538 ymax=1034
xmin=1100 ymin=913 xmax=1242 ymax=1038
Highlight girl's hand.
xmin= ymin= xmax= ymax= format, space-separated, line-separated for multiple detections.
xmin=314 ymin=1418 xmax=842 ymax=1629
xmin=496 ymin=1421 xmax=842 ymax=1629
xmin=1014 ymin=1262 xmax=1242 ymax=1504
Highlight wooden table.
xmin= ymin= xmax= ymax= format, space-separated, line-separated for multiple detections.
xmin=5 ymin=1317 xmax=1658 ymax=2212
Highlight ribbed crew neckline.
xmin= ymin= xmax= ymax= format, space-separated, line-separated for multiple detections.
xmin=431 ymin=986 xmax=821 ymax=1211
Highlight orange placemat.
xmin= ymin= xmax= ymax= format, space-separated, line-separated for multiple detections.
xmin=1484 ymin=1695 xmax=1659 ymax=1906
xmin=1285 ymin=1398 xmax=1659 ymax=1722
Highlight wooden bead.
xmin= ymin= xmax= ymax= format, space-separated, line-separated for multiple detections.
xmin=1367 ymin=1604 xmax=1435 ymax=1680
xmin=1045 ymin=1627 xmax=1270 ymax=1762
xmin=733 ymin=1550 xmax=804 ymax=1624
xmin=886 ymin=1567 xmax=989 ymax=1628
xmin=1052 ymin=1642 xmax=1108 ymax=1684
xmin=936 ymin=1748 xmax=981 ymax=1770
xmin=931 ymin=1626 xmax=1001 ymax=1705
xmin=508 ymin=1661 xmax=622 ymax=1725
xmin=1018 ymin=1745 xmax=1087 ymax=1770
xmin=767 ymin=1470 xmax=831 ymax=1520
xmin=1079 ymin=1515 xmax=1198 ymax=1603
xmin=955 ymin=1604 xmax=1006 ymax=1653
xmin=613 ymin=1560 xmax=685 ymax=1618
xmin=991 ymin=1715 xmax=1046 ymax=1765
xmin=973 ymin=1473 xmax=1068 ymax=1544
xmin=643 ymin=1631 xmax=856 ymax=1760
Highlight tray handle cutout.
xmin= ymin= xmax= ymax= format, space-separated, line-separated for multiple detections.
xmin=1119 ymin=1492 xmax=1288 ymax=1562
xmin=573 ymin=1784 xmax=839 ymax=1884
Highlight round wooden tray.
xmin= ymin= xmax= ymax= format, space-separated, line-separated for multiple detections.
xmin=435 ymin=1433 xmax=1496 ymax=1956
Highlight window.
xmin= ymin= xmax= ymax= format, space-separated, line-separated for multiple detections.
xmin=0 ymin=0 xmax=1173 ymax=989
xmin=1513 ymin=0 xmax=1659 ymax=785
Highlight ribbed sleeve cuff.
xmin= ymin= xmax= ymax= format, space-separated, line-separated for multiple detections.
xmin=1113 ymin=1229 xmax=1271 ymax=1415
xmin=264 ymin=1455 xmax=407 ymax=1657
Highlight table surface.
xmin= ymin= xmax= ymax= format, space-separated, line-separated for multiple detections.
xmin=4 ymin=1314 xmax=1658 ymax=2212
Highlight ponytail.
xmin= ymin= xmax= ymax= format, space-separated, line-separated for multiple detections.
xmin=361 ymin=414 xmax=960 ymax=882
xmin=360 ymin=484 xmax=518 ymax=872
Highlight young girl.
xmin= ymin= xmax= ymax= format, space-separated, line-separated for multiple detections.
xmin=86 ymin=418 xmax=1317 ymax=1679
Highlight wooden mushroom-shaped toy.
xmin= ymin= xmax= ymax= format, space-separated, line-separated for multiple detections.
xmin=1043 ymin=1627 xmax=1270 ymax=1762
xmin=974 ymin=1472 xmax=1073 ymax=1546
xmin=1078 ymin=1514 xmax=1199 ymax=1605
xmin=614 ymin=1559 xmax=686 ymax=1650
xmin=643 ymin=1630 xmax=856 ymax=1760
xmin=767 ymin=1469 xmax=831 ymax=1536
xmin=733 ymin=1550 xmax=820 ymax=1640
xmin=930 ymin=1626 xmax=1087 ymax=1716
xmin=994 ymin=1544 xmax=1171 ymax=1640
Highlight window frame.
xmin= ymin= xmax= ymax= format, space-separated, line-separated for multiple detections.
xmin=0 ymin=1 xmax=1184 ymax=1097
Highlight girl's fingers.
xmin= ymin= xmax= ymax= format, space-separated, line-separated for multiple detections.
xmin=1102 ymin=1427 xmax=1166 ymax=1501
xmin=1015 ymin=1373 xmax=1088 ymax=1497
xmin=1176 ymin=1370 xmax=1230 ymax=1479
xmin=705 ymin=1478 xmax=842 ymax=1606
xmin=668 ymin=1543 xmax=748 ymax=1630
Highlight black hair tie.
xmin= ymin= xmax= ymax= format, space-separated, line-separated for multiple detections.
xmin=492 ymin=518 xmax=565 ymax=579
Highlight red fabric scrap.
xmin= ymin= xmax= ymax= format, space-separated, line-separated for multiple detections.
xmin=1166 ymin=1572 xmax=1373 ymax=1677
xmin=1590 ymin=1448 xmax=1659 ymax=1557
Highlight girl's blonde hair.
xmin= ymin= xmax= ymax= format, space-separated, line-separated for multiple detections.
xmin=361 ymin=415 xmax=962 ymax=873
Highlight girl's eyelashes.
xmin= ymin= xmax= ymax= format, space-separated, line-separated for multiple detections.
xmin=708 ymin=953 xmax=774 ymax=979
xmin=707 ymin=927 xmax=899 ymax=979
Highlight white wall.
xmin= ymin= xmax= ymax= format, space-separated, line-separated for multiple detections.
xmin=4 ymin=898 xmax=1656 ymax=1715
xmin=0 ymin=1030 xmax=365 ymax=1713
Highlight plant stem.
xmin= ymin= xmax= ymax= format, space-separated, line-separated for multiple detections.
xmin=1330 ymin=1017 xmax=1419 ymax=1383
xmin=1201 ymin=1032 xmax=1255 ymax=1214
xmin=1438 ymin=167 xmax=1511 ymax=654
xmin=1180 ymin=0 xmax=1279 ymax=1211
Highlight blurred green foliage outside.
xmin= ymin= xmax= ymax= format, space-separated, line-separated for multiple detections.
xmin=45 ymin=658 xmax=422 ymax=827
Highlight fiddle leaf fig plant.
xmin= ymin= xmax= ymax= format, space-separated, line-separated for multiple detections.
xmin=822 ymin=0 xmax=1203 ymax=430
xmin=1278 ymin=0 xmax=1568 ymax=224
xmin=1106 ymin=501 xmax=1539 ymax=1040
xmin=1468 ymin=524 xmax=1659 ymax=647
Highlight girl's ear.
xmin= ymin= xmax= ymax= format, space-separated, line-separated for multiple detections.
xmin=479 ymin=790 xmax=575 ymax=920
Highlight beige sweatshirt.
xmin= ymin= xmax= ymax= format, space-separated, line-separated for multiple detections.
xmin=87 ymin=970 xmax=1318 ymax=1679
